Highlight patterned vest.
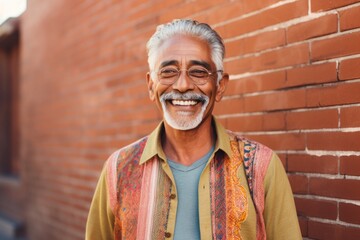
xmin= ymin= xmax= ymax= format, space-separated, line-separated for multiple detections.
xmin=106 ymin=130 xmax=272 ymax=240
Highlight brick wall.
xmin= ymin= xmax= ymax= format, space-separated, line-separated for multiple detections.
xmin=16 ymin=0 xmax=360 ymax=239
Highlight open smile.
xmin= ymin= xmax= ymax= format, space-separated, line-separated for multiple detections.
xmin=161 ymin=91 xmax=208 ymax=108
xmin=171 ymin=99 xmax=200 ymax=106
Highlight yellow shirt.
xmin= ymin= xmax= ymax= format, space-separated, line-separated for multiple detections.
xmin=86 ymin=119 xmax=302 ymax=240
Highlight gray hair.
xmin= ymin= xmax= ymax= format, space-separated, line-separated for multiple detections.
xmin=146 ymin=19 xmax=225 ymax=83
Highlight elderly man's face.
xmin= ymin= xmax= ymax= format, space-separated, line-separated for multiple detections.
xmin=147 ymin=35 xmax=228 ymax=130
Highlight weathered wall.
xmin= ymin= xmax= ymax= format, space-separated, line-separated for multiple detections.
xmin=0 ymin=18 xmax=23 ymax=224
xmin=13 ymin=0 xmax=360 ymax=239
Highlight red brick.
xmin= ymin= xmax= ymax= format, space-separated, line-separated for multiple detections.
xmin=213 ymin=98 xmax=244 ymax=115
xmin=226 ymin=112 xmax=286 ymax=132
xmin=341 ymin=106 xmax=360 ymax=128
xmin=310 ymin=177 xmax=360 ymax=200
xmin=288 ymin=174 xmax=309 ymax=194
xmin=225 ymin=29 xmax=286 ymax=57
xmin=286 ymin=62 xmax=338 ymax=87
xmin=340 ymin=4 xmax=360 ymax=31
xmin=340 ymin=156 xmax=360 ymax=176
xmin=286 ymin=109 xmax=338 ymax=130
xmin=311 ymin=0 xmax=360 ymax=12
xmin=309 ymin=221 xmax=360 ymax=240
xmin=339 ymin=57 xmax=360 ymax=80
xmin=311 ymin=31 xmax=360 ymax=61
xmin=295 ymin=197 xmax=337 ymax=219
xmin=225 ymin=71 xmax=286 ymax=95
xmin=159 ymin=0 xmax=225 ymax=23
xmin=260 ymin=43 xmax=309 ymax=71
xmin=245 ymin=132 xmax=306 ymax=151
xmin=307 ymin=131 xmax=360 ymax=151
xmin=194 ymin=0 xmax=280 ymax=26
xmin=226 ymin=43 xmax=309 ymax=74
xmin=340 ymin=202 xmax=360 ymax=224
xmin=128 ymin=0 xmax=151 ymax=9
xmin=226 ymin=115 xmax=263 ymax=132
xmin=307 ymin=81 xmax=360 ymax=107
xmin=132 ymin=120 xmax=159 ymax=136
xmin=298 ymin=217 xmax=308 ymax=237
xmin=128 ymin=0 xmax=183 ymax=23
xmin=287 ymin=13 xmax=338 ymax=43
xmin=216 ymin=0 xmax=308 ymax=38
xmin=263 ymin=112 xmax=286 ymax=131
xmin=288 ymin=154 xmax=338 ymax=174
xmin=244 ymin=89 xmax=306 ymax=112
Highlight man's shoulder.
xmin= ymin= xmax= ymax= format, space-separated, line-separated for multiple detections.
xmin=225 ymin=129 xmax=272 ymax=152
xmin=119 ymin=136 xmax=149 ymax=156
xmin=225 ymin=128 xmax=274 ymax=172
xmin=107 ymin=136 xmax=149 ymax=167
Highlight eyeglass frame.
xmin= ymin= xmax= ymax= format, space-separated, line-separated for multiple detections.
xmin=153 ymin=65 xmax=224 ymax=85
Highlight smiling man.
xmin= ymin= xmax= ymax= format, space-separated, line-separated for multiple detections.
xmin=86 ymin=19 xmax=302 ymax=240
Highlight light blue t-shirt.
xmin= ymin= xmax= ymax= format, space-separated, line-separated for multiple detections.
xmin=168 ymin=146 xmax=214 ymax=240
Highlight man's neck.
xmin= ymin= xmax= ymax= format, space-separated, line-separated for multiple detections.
xmin=161 ymin=118 xmax=216 ymax=166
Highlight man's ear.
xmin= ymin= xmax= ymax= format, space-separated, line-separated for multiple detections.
xmin=146 ymin=72 xmax=156 ymax=101
xmin=215 ymin=73 xmax=229 ymax=102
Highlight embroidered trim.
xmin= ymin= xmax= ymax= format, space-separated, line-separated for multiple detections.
xmin=243 ymin=140 xmax=257 ymax=196
xmin=225 ymin=140 xmax=248 ymax=240
xmin=210 ymin=139 xmax=248 ymax=240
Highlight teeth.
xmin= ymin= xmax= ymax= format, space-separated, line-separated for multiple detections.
xmin=172 ymin=100 xmax=198 ymax=106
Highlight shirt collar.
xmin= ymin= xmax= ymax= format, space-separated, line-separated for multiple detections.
xmin=139 ymin=117 xmax=232 ymax=165
xmin=139 ymin=122 xmax=166 ymax=165
xmin=213 ymin=117 xmax=232 ymax=157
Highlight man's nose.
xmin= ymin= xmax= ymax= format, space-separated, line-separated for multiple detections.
xmin=172 ymin=70 xmax=195 ymax=92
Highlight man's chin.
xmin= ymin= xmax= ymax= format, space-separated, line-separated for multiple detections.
xmin=164 ymin=115 xmax=201 ymax=131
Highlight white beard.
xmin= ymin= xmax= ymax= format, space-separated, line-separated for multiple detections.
xmin=160 ymin=91 xmax=209 ymax=130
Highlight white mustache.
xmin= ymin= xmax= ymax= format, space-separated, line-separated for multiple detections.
xmin=160 ymin=91 xmax=209 ymax=102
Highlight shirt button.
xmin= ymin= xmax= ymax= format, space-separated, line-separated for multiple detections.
xmin=165 ymin=232 xmax=172 ymax=238
xmin=169 ymin=194 xmax=176 ymax=199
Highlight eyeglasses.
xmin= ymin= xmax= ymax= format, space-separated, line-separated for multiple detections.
xmin=155 ymin=66 xmax=223 ymax=85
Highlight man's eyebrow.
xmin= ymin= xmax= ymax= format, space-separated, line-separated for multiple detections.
xmin=158 ymin=60 xmax=212 ymax=70
xmin=159 ymin=60 xmax=178 ymax=69
xmin=189 ymin=60 xmax=212 ymax=70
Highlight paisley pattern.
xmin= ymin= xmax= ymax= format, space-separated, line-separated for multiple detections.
xmin=210 ymin=140 xmax=248 ymax=240
xmin=243 ymin=140 xmax=257 ymax=195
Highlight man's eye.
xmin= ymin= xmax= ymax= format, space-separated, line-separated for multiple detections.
xmin=160 ymin=68 xmax=178 ymax=78
xmin=189 ymin=69 xmax=208 ymax=78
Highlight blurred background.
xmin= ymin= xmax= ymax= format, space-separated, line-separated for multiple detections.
xmin=1 ymin=0 xmax=360 ymax=239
